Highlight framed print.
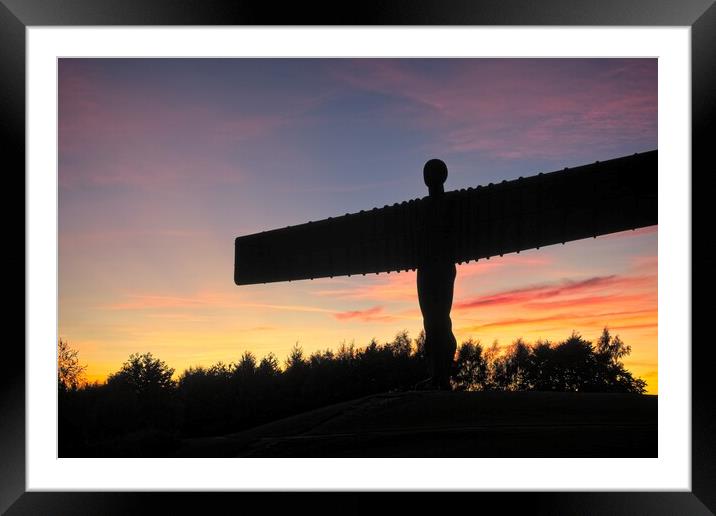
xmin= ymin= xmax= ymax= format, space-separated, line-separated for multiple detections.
xmin=4 ymin=0 xmax=715 ymax=513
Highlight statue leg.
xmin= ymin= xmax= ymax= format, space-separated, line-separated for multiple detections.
xmin=417 ymin=262 xmax=457 ymax=390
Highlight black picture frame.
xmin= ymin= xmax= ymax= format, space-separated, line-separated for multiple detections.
xmin=3 ymin=1 xmax=714 ymax=514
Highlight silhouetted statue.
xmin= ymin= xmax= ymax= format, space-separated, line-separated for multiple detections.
xmin=234 ymin=150 xmax=658 ymax=390
xmin=418 ymin=159 xmax=457 ymax=389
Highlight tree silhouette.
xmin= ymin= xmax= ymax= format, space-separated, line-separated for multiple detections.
xmin=57 ymin=339 xmax=88 ymax=456
xmin=594 ymin=328 xmax=647 ymax=393
xmin=526 ymin=339 xmax=557 ymax=391
xmin=485 ymin=329 xmax=646 ymax=394
xmin=58 ymin=328 xmax=648 ymax=455
xmin=491 ymin=338 xmax=532 ymax=391
xmin=453 ymin=339 xmax=489 ymax=391
xmin=414 ymin=330 xmax=427 ymax=360
xmin=102 ymin=352 xmax=178 ymax=438
xmin=107 ymin=352 xmax=175 ymax=395
xmin=177 ymin=362 xmax=232 ymax=436
xmin=257 ymin=353 xmax=280 ymax=377
xmin=549 ymin=332 xmax=597 ymax=391
xmin=57 ymin=339 xmax=86 ymax=391
xmin=285 ymin=343 xmax=307 ymax=371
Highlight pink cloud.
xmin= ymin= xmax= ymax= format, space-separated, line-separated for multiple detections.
xmin=59 ymin=66 xmax=293 ymax=191
xmin=458 ymin=308 xmax=656 ymax=333
xmin=523 ymin=294 xmax=654 ymax=312
xmin=453 ymin=274 xmax=654 ymax=311
xmin=334 ymin=59 xmax=657 ymax=160
xmin=59 ymin=66 xmax=289 ymax=156
xmin=313 ymin=254 xmax=552 ymax=303
xmin=314 ymin=271 xmax=418 ymax=302
xmin=333 ymin=305 xmax=398 ymax=323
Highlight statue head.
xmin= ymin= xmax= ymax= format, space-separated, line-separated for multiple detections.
xmin=423 ymin=159 xmax=448 ymax=197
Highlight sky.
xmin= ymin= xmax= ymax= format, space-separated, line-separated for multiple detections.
xmin=58 ymin=58 xmax=658 ymax=392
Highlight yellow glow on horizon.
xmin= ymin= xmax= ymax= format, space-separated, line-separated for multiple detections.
xmin=63 ymin=233 xmax=659 ymax=395
xmin=68 ymin=303 xmax=658 ymax=394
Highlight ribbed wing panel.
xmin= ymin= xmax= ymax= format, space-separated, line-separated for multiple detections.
xmin=235 ymin=150 xmax=657 ymax=285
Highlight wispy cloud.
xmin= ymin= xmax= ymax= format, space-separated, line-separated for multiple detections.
xmin=312 ymin=254 xmax=553 ymax=303
xmin=104 ymin=292 xmax=340 ymax=316
xmin=106 ymin=294 xmax=216 ymax=310
xmin=454 ymin=274 xmax=654 ymax=311
xmin=523 ymin=293 xmax=653 ymax=311
xmin=314 ymin=272 xmax=418 ymax=302
xmin=457 ymin=308 xmax=656 ymax=333
xmin=333 ymin=305 xmax=399 ymax=323
xmin=334 ymin=59 xmax=657 ymax=160
xmin=238 ymin=302 xmax=337 ymax=315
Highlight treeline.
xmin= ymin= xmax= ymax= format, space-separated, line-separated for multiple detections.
xmin=58 ymin=328 xmax=646 ymax=456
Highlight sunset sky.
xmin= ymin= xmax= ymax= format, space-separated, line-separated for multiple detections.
xmin=58 ymin=58 xmax=658 ymax=392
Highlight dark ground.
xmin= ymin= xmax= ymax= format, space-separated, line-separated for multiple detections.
xmin=173 ymin=390 xmax=657 ymax=457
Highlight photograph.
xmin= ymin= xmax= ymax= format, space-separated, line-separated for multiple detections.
xmin=57 ymin=57 xmax=659 ymax=459
xmin=4 ymin=0 xmax=712 ymax=509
